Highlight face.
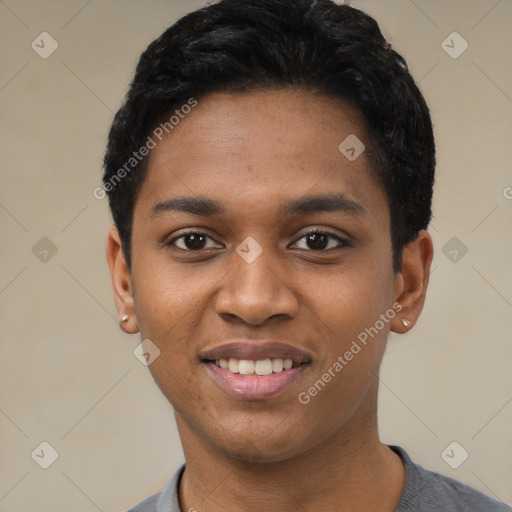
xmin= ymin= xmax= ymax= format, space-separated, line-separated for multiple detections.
xmin=108 ymin=89 xmax=431 ymax=463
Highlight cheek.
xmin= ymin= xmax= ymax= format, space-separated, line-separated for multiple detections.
xmin=132 ymin=256 xmax=206 ymax=336
xmin=305 ymin=259 xmax=394 ymax=392
xmin=134 ymin=271 xmax=207 ymax=406
xmin=131 ymin=258 xmax=223 ymax=393
xmin=316 ymin=261 xmax=393 ymax=337
xmin=297 ymin=279 xmax=391 ymax=432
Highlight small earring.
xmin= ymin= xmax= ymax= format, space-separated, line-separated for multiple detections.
xmin=120 ymin=315 xmax=129 ymax=323
xmin=402 ymin=319 xmax=411 ymax=328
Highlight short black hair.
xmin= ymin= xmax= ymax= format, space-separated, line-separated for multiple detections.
xmin=103 ymin=0 xmax=435 ymax=271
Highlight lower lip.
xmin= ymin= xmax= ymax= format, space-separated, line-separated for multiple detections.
xmin=205 ymin=362 xmax=309 ymax=400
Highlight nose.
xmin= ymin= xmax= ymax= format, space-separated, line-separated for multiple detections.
xmin=214 ymin=242 xmax=299 ymax=326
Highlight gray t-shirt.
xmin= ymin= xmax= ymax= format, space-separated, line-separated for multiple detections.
xmin=127 ymin=445 xmax=510 ymax=511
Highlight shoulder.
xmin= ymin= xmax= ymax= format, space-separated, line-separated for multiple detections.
xmin=125 ymin=493 xmax=159 ymax=512
xmin=390 ymin=445 xmax=510 ymax=512
xmin=418 ymin=471 xmax=510 ymax=511
xmin=124 ymin=463 xmax=186 ymax=512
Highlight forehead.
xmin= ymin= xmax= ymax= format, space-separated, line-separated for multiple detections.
xmin=135 ymin=89 xmax=387 ymax=224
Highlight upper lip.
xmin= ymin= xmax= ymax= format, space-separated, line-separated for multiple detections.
xmin=200 ymin=341 xmax=312 ymax=364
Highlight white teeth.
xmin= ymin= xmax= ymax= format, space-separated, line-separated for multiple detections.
xmin=255 ymin=359 xmax=273 ymax=376
xmin=213 ymin=357 xmax=302 ymax=375
xmin=272 ymin=358 xmax=284 ymax=372
xmin=228 ymin=358 xmax=239 ymax=373
xmin=238 ymin=360 xmax=255 ymax=375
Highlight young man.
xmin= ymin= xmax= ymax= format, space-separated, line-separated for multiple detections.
xmin=103 ymin=1 xmax=510 ymax=510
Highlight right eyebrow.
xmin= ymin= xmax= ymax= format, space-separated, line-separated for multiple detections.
xmin=150 ymin=196 xmax=225 ymax=218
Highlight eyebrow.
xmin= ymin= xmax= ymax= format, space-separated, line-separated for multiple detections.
xmin=150 ymin=193 xmax=365 ymax=219
xmin=283 ymin=193 xmax=364 ymax=217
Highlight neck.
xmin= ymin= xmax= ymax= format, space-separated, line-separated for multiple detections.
xmin=175 ymin=396 xmax=405 ymax=511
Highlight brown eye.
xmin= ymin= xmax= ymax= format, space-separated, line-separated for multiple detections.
xmin=168 ymin=232 xmax=221 ymax=251
xmin=293 ymin=230 xmax=350 ymax=251
xmin=305 ymin=233 xmax=329 ymax=250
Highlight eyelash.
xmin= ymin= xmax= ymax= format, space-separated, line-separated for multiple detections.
xmin=166 ymin=229 xmax=351 ymax=252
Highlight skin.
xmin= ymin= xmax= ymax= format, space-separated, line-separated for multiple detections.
xmin=107 ymin=89 xmax=433 ymax=511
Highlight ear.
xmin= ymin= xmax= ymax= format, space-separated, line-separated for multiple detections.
xmin=390 ymin=230 xmax=434 ymax=334
xmin=106 ymin=225 xmax=139 ymax=334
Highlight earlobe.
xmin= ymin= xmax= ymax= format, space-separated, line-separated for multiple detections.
xmin=106 ymin=225 xmax=140 ymax=334
xmin=391 ymin=230 xmax=434 ymax=334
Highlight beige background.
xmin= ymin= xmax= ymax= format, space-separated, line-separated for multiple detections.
xmin=0 ymin=0 xmax=511 ymax=510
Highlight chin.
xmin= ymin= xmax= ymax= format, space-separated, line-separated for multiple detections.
xmin=174 ymin=397 xmax=324 ymax=463
xmin=207 ymin=421 xmax=312 ymax=464
xmin=215 ymin=440 xmax=302 ymax=464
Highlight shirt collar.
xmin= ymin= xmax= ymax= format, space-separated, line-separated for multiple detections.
xmin=155 ymin=446 xmax=414 ymax=512
xmin=156 ymin=464 xmax=185 ymax=512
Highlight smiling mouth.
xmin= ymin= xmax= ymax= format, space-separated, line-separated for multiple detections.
xmin=203 ymin=357 xmax=309 ymax=376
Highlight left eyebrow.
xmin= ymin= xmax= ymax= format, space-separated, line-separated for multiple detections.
xmin=150 ymin=192 xmax=365 ymax=219
xmin=281 ymin=193 xmax=365 ymax=217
